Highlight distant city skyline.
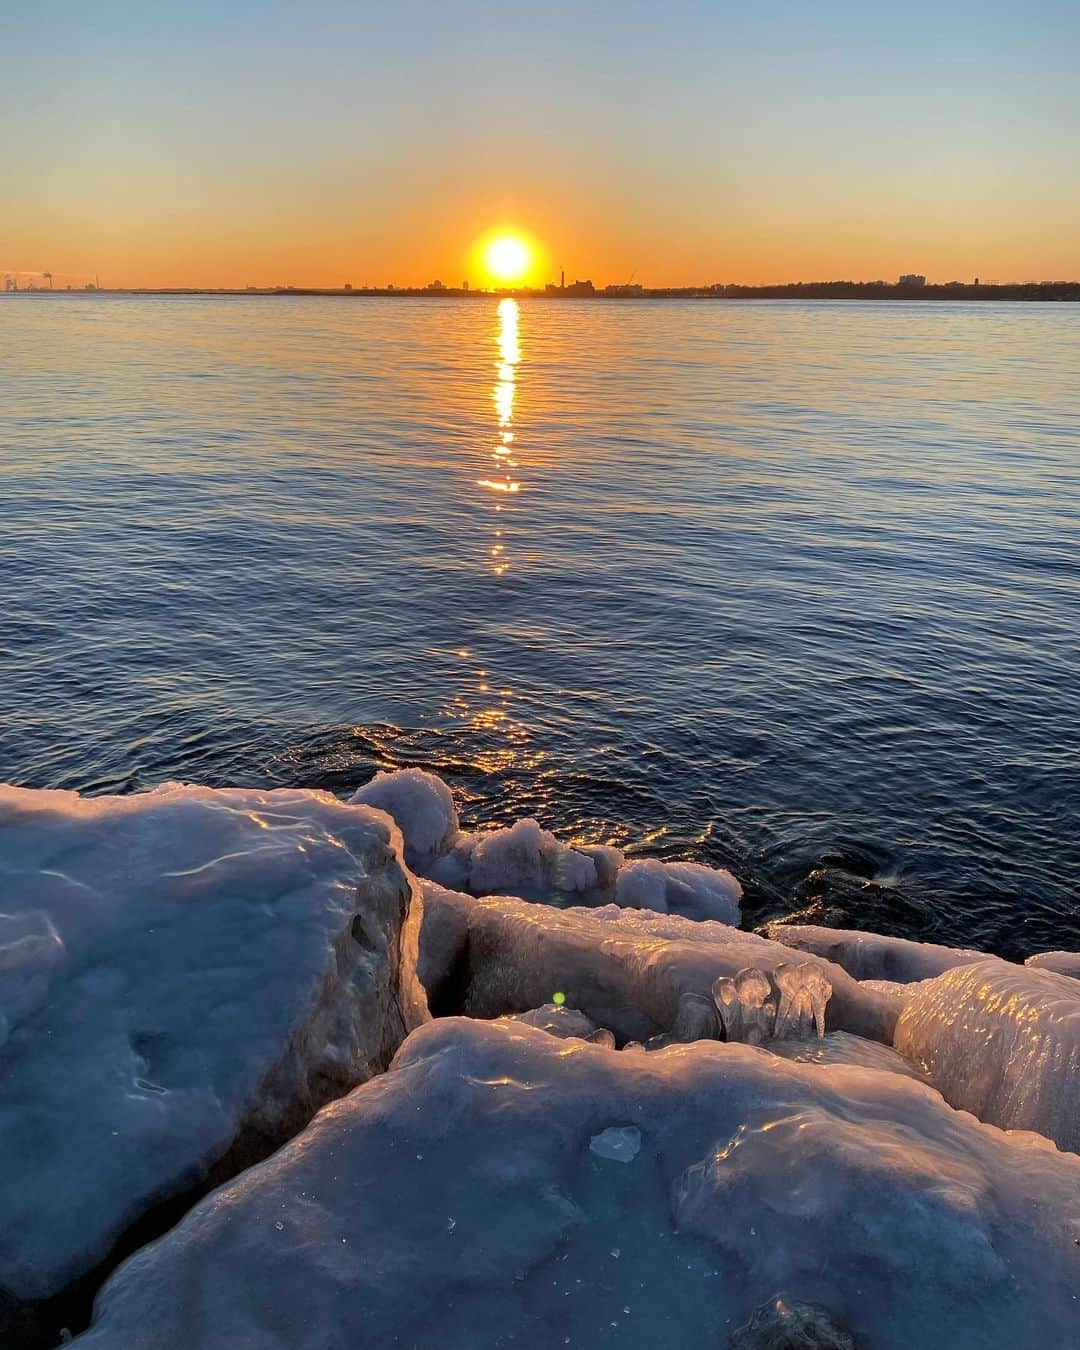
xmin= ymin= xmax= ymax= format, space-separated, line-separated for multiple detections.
xmin=5 ymin=2 xmax=1078 ymax=290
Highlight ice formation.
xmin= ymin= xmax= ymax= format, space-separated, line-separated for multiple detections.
xmin=1025 ymin=949 xmax=1080 ymax=980
xmin=419 ymin=885 xmax=896 ymax=1044
xmin=74 ymin=1018 xmax=1080 ymax=1350
xmin=710 ymin=963 xmax=832 ymax=1044
xmin=349 ymin=767 xmax=459 ymax=867
xmin=589 ymin=1124 xmax=642 ymax=1163
xmin=774 ymin=962 xmax=832 ymax=1039
xmin=615 ymin=857 xmax=742 ymax=924
xmin=765 ymin=922 xmax=986 ymax=984
xmin=712 ymin=967 xmax=775 ymax=1045
xmin=0 ymin=782 xmax=426 ymax=1326
xmin=765 ymin=1030 xmax=929 ymax=1082
xmin=895 ymin=959 xmax=1080 ymax=1152
xmin=350 ymin=769 xmax=741 ymax=922
xmin=503 ymin=1003 xmax=600 ymax=1041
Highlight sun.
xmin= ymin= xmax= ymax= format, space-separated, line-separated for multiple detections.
xmin=483 ymin=233 xmax=533 ymax=285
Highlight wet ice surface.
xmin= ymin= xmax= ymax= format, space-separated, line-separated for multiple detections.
xmin=0 ymin=783 xmax=424 ymax=1321
xmin=74 ymin=1018 xmax=1080 ymax=1350
xmin=895 ymin=959 xmax=1080 ymax=1152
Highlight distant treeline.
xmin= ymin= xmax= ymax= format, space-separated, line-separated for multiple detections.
xmin=277 ymin=281 xmax=1080 ymax=301
xmin=13 ymin=281 xmax=1079 ymax=301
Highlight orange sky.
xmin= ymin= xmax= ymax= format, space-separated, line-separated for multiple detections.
xmin=4 ymin=3 xmax=1078 ymax=290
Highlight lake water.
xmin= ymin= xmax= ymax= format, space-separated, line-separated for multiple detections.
xmin=2 ymin=295 xmax=1077 ymax=956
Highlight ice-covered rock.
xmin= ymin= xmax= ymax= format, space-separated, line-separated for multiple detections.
xmin=349 ymin=767 xmax=459 ymax=868
xmin=352 ymin=770 xmax=741 ymax=921
xmin=74 ymin=1018 xmax=1080 ymax=1350
xmin=0 ymin=782 xmax=426 ymax=1332
xmin=765 ymin=922 xmax=986 ymax=983
xmin=427 ymin=816 xmax=609 ymax=905
xmin=730 ymin=1293 xmax=855 ymax=1349
xmin=895 ymin=959 xmax=1080 ymax=1152
xmin=1025 ymin=950 xmax=1080 ymax=980
xmin=765 ymin=1030 xmax=929 ymax=1082
xmin=503 ymin=1003 xmax=600 ymax=1041
xmin=420 ymin=885 xmax=897 ymax=1044
xmin=616 ymin=857 xmax=742 ymax=924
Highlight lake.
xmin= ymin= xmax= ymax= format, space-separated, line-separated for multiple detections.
xmin=2 ymin=295 xmax=1077 ymax=956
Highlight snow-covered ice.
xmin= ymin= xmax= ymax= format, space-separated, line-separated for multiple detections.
xmin=349 ymin=767 xmax=459 ymax=868
xmin=350 ymin=769 xmax=741 ymax=922
xmin=0 ymin=782 xmax=426 ymax=1324
xmin=615 ymin=857 xmax=742 ymax=924
xmin=73 ymin=1017 xmax=1080 ymax=1350
xmin=895 ymin=959 xmax=1080 ymax=1152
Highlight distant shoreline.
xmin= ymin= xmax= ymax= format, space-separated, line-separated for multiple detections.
xmin=6 ymin=282 xmax=1079 ymax=302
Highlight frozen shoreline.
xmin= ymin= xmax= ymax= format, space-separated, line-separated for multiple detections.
xmin=1 ymin=771 xmax=1077 ymax=1349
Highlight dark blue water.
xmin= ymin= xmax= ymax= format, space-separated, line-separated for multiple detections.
xmin=2 ymin=295 xmax=1077 ymax=957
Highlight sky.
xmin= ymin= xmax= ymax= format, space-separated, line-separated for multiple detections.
xmin=4 ymin=0 xmax=1078 ymax=288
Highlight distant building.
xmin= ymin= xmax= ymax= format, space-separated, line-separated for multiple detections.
xmin=562 ymin=279 xmax=595 ymax=296
xmin=343 ymin=283 xmax=353 ymax=291
xmin=898 ymin=273 xmax=926 ymax=287
xmin=427 ymin=279 xmax=446 ymax=291
xmin=462 ymin=280 xmax=469 ymax=291
xmin=604 ymin=283 xmax=644 ymax=296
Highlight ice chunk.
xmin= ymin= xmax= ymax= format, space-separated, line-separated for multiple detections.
xmin=713 ymin=968 xmax=775 ymax=1045
xmin=616 ymin=857 xmax=741 ymax=924
xmin=0 ymin=781 xmax=426 ymax=1328
xmin=895 ymin=959 xmax=1080 ymax=1152
xmin=467 ymin=817 xmax=598 ymax=899
xmin=349 ymin=768 xmax=459 ymax=867
xmin=589 ymin=1125 xmax=642 ymax=1164
xmin=420 ymin=886 xmax=892 ymax=1045
xmin=774 ymin=962 xmax=831 ymax=1039
xmin=672 ymin=991 xmax=720 ymax=1042
xmin=347 ymin=771 xmax=741 ymax=922
xmin=765 ymin=922 xmax=986 ymax=984
xmin=1025 ymin=950 xmax=1080 ymax=980
xmin=712 ymin=964 xmax=832 ymax=1043
xmin=75 ymin=1018 xmax=1080 ymax=1350
xmin=613 ymin=858 xmax=669 ymax=911
xmin=503 ymin=1003 xmax=599 ymax=1042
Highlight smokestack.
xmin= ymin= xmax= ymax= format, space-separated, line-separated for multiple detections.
xmin=560 ymin=269 xmax=565 ymax=290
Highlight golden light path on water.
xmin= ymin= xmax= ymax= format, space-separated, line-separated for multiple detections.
xmin=448 ymin=298 xmax=538 ymax=776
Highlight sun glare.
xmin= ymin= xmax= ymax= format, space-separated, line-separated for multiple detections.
xmin=484 ymin=234 xmax=532 ymax=285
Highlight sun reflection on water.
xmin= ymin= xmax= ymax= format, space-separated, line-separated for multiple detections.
xmin=440 ymin=298 xmax=540 ymax=774
xmin=477 ymin=298 xmax=522 ymax=532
